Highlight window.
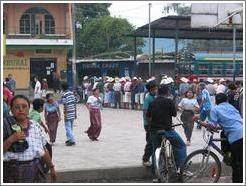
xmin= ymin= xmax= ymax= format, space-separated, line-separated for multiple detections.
xmin=19 ymin=7 xmax=55 ymax=36
xmin=19 ymin=14 xmax=31 ymax=34
xmin=212 ymin=64 xmax=223 ymax=75
xmin=225 ymin=64 xmax=234 ymax=75
xmin=45 ymin=14 xmax=55 ymax=34
xmin=199 ymin=64 xmax=209 ymax=75
xmin=238 ymin=64 xmax=243 ymax=75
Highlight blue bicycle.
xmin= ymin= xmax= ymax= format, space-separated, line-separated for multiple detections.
xmin=180 ymin=120 xmax=231 ymax=183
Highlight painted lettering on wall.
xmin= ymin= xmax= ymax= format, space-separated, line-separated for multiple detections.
xmin=3 ymin=58 xmax=29 ymax=70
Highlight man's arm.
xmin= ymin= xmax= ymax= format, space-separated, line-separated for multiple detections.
xmin=171 ymin=100 xmax=177 ymax=117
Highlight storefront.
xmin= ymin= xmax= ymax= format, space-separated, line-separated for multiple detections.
xmin=75 ymin=59 xmax=135 ymax=83
xmin=3 ymin=3 xmax=73 ymax=90
xmin=3 ymin=48 xmax=69 ymax=89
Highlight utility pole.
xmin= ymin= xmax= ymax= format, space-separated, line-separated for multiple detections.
xmin=148 ymin=3 xmax=152 ymax=77
xmin=232 ymin=25 xmax=236 ymax=82
xmin=72 ymin=3 xmax=77 ymax=87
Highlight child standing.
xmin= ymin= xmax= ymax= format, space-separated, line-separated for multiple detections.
xmin=44 ymin=93 xmax=61 ymax=144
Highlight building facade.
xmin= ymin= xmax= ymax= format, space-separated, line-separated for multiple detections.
xmin=3 ymin=3 xmax=73 ymax=89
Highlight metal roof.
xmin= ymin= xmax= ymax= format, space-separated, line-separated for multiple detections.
xmin=127 ymin=16 xmax=243 ymax=40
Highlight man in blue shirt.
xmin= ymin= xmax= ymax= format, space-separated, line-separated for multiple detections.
xmin=197 ymin=93 xmax=243 ymax=183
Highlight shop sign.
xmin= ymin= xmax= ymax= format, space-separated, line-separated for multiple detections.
xmin=3 ymin=58 xmax=29 ymax=70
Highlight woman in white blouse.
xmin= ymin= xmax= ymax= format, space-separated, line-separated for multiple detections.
xmin=178 ymin=89 xmax=199 ymax=146
xmin=85 ymin=87 xmax=102 ymax=141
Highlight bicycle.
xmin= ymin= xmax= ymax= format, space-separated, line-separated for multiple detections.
xmin=154 ymin=123 xmax=183 ymax=183
xmin=180 ymin=120 xmax=231 ymax=183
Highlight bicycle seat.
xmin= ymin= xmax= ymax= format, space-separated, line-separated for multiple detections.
xmin=157 ymin=130 xmax=166 ymax=135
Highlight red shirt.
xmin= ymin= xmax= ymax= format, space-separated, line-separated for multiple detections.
xmin=3 ymin=86 xmax=13 ymax=105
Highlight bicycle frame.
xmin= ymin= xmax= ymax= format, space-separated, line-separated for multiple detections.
xmin=204 ymin=131 xmax=227 ymax=159
xmin=195 ymin=130 xmax=226 ymax=175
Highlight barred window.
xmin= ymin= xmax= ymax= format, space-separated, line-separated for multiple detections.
xmin=19 ymin=14 xmax=31 ymax=34
xmin=45 ymin=14 xmax=55 ymax=34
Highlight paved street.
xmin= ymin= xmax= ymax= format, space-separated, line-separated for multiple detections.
xmin=50 ymin=104 xmax=211 ymax=171
xmin=41 ymin=104 xmax=232 ymax=183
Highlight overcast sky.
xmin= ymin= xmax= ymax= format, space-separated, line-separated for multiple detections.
xmin=108 ymin=1 xmax=170 ymax=28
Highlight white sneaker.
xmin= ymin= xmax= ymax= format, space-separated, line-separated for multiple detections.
xmin=142 ymin=160 xmax=152 ymax=167
xmin=183 ymin=170 xmax=194 ymax=177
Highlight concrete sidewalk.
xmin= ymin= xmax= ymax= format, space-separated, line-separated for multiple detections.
xmin=42 ymin=104 xmax=232 ymax=182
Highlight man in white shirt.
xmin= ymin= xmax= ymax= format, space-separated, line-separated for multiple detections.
xmin=216 ymin=78 xmax=226 ymax=94
xmin=34 ymin=76 xmax=42 ymax=99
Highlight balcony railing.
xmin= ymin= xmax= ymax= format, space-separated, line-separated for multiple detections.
xmin=5 ymin=27 xmax=72 ymax=39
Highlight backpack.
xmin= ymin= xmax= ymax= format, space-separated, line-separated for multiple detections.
xmin=3 ymin=116 xmax=29 ymax=153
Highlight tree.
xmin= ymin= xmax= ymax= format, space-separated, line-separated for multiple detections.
xmin=76 ymin=16 xmax=144 ymax=58
xmin=75 ymin=3 xmax=111 ymax=27
xmin=163 ymin=3 xmax=191 ymax=16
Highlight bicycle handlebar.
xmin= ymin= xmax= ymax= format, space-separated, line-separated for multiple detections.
xmin=172 ymin=123 xmax=183 ymax=128
xmin=196 ymin=120 xmax=221 ymax=133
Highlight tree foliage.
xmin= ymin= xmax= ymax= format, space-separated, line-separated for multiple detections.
xmin=75 ymin=3 xmax=111 ymax=27
xmin=76 ymin=16 xmax=144 ymax=58
xmin=163 ymin=3 xmax=191 ymax=16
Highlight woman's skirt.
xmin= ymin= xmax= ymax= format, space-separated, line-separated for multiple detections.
xmin=86 ymin=108 xmax=102 ymax=140
xmin=46 ymin=112 xmax=59 ymax=143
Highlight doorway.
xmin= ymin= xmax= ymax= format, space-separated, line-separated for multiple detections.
xmin=30 ymin=58 xmax=57 ymax=89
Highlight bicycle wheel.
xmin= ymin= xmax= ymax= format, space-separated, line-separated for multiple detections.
xmin=157 ymin=148 xmax=169 ymax=183
xmin=180 ymin=149 xmax=221 ymax=183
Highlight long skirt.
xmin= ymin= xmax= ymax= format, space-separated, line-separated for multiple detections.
xmin=46 ymin=112 xmax=59 ymax=143
xmin=3 ymin=159 xmax=46 ymax=183
xmin=86 ymin=108 xmax=102 ymax=140
xmin=180 ymin=110 xmax=194 ymax=141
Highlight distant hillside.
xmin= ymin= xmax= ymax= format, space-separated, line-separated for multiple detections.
xmin=141 ymin=38 xmax=186 ymax=54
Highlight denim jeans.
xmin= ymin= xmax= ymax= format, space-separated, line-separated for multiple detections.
xmin=65 ymin=119 xmax=75 ymax=142
xmin=150 ymin=129 xmax=187 ymax=175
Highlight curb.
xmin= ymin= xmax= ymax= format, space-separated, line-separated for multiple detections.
xmin=56 ymin=166 xmax=152 ymax=183
xmin=56 ymin=164 xmax=232 ymax=183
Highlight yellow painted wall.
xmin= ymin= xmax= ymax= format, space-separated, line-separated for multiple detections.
xmin=3 ymin=49 xmax=67 ymax=89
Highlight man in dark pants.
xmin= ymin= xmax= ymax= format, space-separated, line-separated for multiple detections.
xmin=147 ymin=84 xmax=187 ymax=182
xmin=196 ymin=93 xmax=243 ymax=183
xmin=142 ymin=80 xmax=157 ymax=166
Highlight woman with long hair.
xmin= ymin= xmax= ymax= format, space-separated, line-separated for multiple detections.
xmin=178 ymin=89 xmax=199 ymax=145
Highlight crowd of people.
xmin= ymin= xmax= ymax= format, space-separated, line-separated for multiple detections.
xmin=2 ymin=73 xmax=243 ymax=183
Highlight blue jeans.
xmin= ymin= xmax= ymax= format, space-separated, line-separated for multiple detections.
xmin=65 ymin=119 xmax=75 ymax=142
xmin=150 ymin=129 xmax=187 ymax=175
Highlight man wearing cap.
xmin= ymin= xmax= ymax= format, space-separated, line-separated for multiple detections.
xmin=130 ymin=77 xmax=139 ymax=110
xmin=147 ymin=84 xmax=187 ymax=182
xmin=216 ymin=78 xmax=226 ymax=94
xmin=206 ymin=78 xmax=216 ymax=105
xmin=113 ymin=77 xmax=122 ymax=109
xmin=179 ymin=77 xmax=190 ymax=98
xmin=123 ymin=77 xmax=132 ymax=109
xmin=83 ymin=76 xmax=90 ymax=102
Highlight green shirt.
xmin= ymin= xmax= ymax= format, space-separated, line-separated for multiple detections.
xmin=143 ymin=93 xmax=155 ymax=126
xmin=29 ymin=109 xmax=41 ymax=123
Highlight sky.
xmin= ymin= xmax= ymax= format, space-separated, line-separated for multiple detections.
xmin=108 ymin=1 xmax=171 ymax=28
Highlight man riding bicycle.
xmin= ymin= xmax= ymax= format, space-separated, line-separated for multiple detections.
xmin=147 ymin=84 xmax=187 ymax=182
